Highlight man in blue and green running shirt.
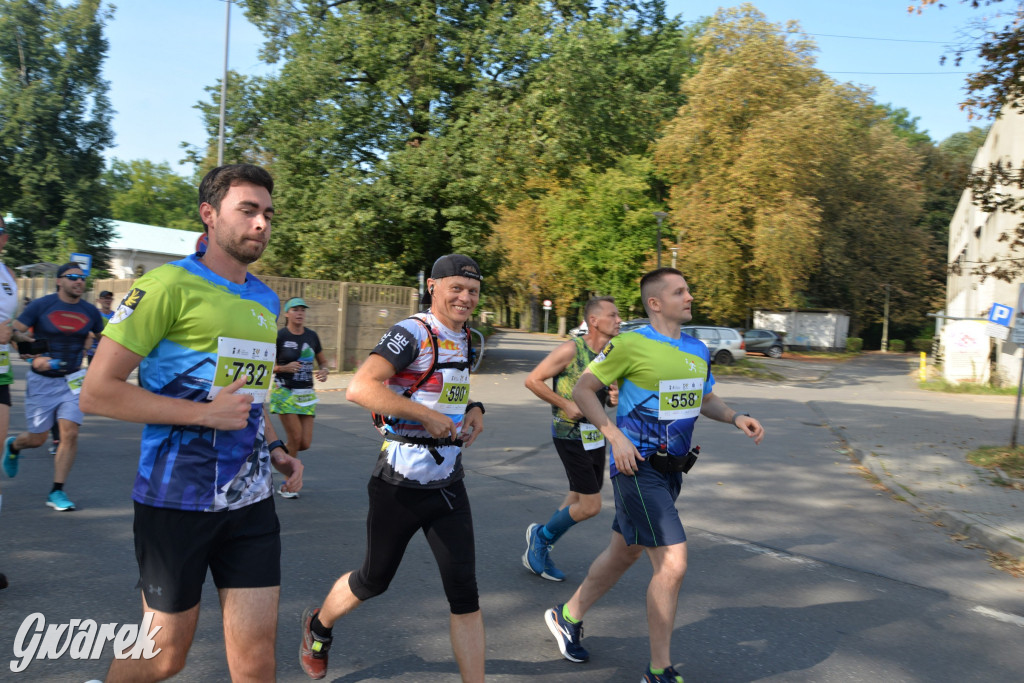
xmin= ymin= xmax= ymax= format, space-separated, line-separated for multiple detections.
xmin=81 ymin=163 xmax=304 ymax=681
xmin=544 ymin=267 xmax=765 ymax=683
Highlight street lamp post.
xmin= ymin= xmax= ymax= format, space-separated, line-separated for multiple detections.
xmin=881 ymin=284 xmax=891 ymax=352
xmin=653 ymin=211 xmax=667 ymax=268
xmin=217 ymin=0 xmax=232 ymax=166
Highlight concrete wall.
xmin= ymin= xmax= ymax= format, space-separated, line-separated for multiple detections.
xmin=753 ymin=310 xmax=850 ymax=350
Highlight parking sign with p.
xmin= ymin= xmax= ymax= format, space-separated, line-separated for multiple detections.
xmin=989 ymin=303 xmax=1014 ymax=327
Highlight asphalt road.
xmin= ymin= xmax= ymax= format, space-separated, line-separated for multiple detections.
xmin=1 ymin=329 xmax=1022 ymax=682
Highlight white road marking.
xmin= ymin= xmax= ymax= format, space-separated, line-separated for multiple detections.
xmin=972 ymin=606 xmax=1024 ymax=627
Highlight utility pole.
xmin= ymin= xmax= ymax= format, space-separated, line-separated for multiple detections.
xmin=881 ymin=284 xmax=891 ymax=352
xmin=217 ymin=0 xmax=231 ymax=166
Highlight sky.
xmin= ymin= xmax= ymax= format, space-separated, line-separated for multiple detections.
xmin=101 ymin=0 xmax=990 ymax=175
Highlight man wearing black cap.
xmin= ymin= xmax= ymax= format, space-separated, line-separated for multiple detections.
xmin=299 ymin=254 xmax=487 ymax=681
xmin=4 ymin=262 xmax=104 ymax=511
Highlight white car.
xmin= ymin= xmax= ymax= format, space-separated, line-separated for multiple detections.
xmin=570 ymin=321 xmax=588 ymax=337
xmin=681 ymin=326 xmax=747 ymax=365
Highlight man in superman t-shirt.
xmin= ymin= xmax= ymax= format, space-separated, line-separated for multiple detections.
xmin=4 ymin=262 xmax=103 ymax=511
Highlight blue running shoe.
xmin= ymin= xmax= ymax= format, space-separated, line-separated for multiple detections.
xmin=545 ymin=604 xmax=589 ymax=663
xmin=642 ymin=664 xmax=684 ymax=682
xmin=3 ymin=436 xmax=18 ymax=478
xmin=46 ymin=490 xmax=75 ymax=511
xmin=523 ymin=523 xmax=565 ymax=581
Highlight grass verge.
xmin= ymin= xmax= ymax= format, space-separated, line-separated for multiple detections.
xmin=918 ymin=379 xmax=1017 ymax=396
xmin=713 ymin=359 xmax=785 ymax=381
xmin=967 ymin=445 xmax=1024 ymax=480
xmin=784 ymin=350 xmax=855 ymax=360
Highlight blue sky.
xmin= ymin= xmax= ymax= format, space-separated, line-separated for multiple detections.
xmin=102 ymin=1 xmax=987 ymax=174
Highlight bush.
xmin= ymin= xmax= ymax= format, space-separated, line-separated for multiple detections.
xmin=888 ymin=339 xmax=906 ymax=352
xmin=912 ymin=338 xmax=932 ymax=353
xmin=846 ymin=337 xmax=863 ymax=353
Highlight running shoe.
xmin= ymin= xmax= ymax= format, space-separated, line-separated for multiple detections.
xmin=544 ymin=604 xmax=589 ymax=663
xmin=3 ymin=436 xmax=19 ymax=478
xmin=299 ymin=606 xmax=332 ymax=679
xmin=523 ymin=523 xmax=565 ymax=581
xmin=642 ymin=664 xmax=684 ymax=682
xmin=0 ymin=572 xmax=7 ymax=590
xmin=49 ymin=440 xmax=58 ymax=456
xmin=46 ymin=490 xmax=75 ymax=511
xmin=278 ymin=484 xmax=299 ymax=499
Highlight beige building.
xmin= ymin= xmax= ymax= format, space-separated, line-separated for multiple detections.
xmin=944 ymin=107 xmax=1024 ymax=384
xmin=107 ymin=220 xmax=197 ymax=278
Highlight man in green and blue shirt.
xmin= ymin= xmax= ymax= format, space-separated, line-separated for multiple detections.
xmin=81 ymin=164 xmax=303 ymax=681
xmin=545 ymin=267 xmax=765 ymax=683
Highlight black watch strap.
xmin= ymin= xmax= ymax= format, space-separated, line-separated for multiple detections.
xmin=466 ymin=401 xmax=485 ymax=415
xmin=267 ymin=439 xmax=288 ymax=454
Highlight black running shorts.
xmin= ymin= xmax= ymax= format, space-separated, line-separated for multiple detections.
xmin=553 ymin=437 xmax=606 ymax=495
xmin=133 ymin=497 xmax=281 ymax=613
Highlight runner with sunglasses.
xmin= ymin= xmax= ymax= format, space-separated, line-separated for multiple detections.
xmin=4 ymin=263 xmax=104 ymax=511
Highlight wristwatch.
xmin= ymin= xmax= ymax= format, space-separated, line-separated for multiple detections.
xmin=267 ymin=439 xmax=289 ymax=454
xmin=731 ymin=412 xmax=750 ymax=427
xmin=466 ymin=401 xmax=485 ymax=415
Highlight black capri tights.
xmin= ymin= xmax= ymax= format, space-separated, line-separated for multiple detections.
xmin=348 ymin=476 xmax=480 ymax=614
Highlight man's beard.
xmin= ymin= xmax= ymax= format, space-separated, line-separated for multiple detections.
xmin=218 ymin=236 xmax=266 ymax=265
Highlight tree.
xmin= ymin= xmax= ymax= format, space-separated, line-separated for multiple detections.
xmin=914 ymin=0 xmax=1023 ymax=118
xmin=104 ymin=159 xmax=201 ymax=231
xmin=655 ymin=5 xmax=930 ymax=332
xmin=0 ymin=0 xmax=114 ymax=268
xmin=915 ymin=0 xmax=1024 ymax=282
xmin=489 ymin=156 xmax=662 ymax=329
xmin=182 ymin=70 xmax=269 ymax=175
xmin=188 ymin=1 xmax=695 ymax=286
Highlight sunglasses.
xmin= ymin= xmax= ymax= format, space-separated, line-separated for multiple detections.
xmin=62 ymin=274 xmax=86 ymax=281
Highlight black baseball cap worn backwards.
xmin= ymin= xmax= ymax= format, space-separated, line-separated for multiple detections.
xmin=56 ymin=262 xmax=83 ymax=277
xmin=431 ymin=254 xmax=482 ymax=282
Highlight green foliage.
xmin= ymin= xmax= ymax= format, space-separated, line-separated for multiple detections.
xmin=654 ymin=6 xmax=931 ymax=331
xmin=845 ymin=337 xmax=863 ymax=353
xmin=490 ymin=156 xmax=661 ymax=319
xmin=0 ymin=0 xmax=114 ymax=268
xmin=888 ymin=339 xmax=906 ymax=352
xmin=879 ymin=105 xmax=932 ymax=145
xmin=192 ymin=1 xmax=696 ymax=288
xmin=912 ymin=338 xmax=933 ymax=353
xmin=104 ymin=159 xmax=201 ymax=231
xmin=183 ymin=71 xmax=268 ymax=174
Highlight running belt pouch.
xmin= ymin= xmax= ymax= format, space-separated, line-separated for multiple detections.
xmin=649 ymin=450 xmax=698 ymax=474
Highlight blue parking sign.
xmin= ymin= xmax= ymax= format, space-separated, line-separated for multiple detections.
xmin=989 ymin=303 xmax=1013 ymax=326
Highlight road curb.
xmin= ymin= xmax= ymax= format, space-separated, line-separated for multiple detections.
xmin=808 ymin=402 xmax=1024 ymax=562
